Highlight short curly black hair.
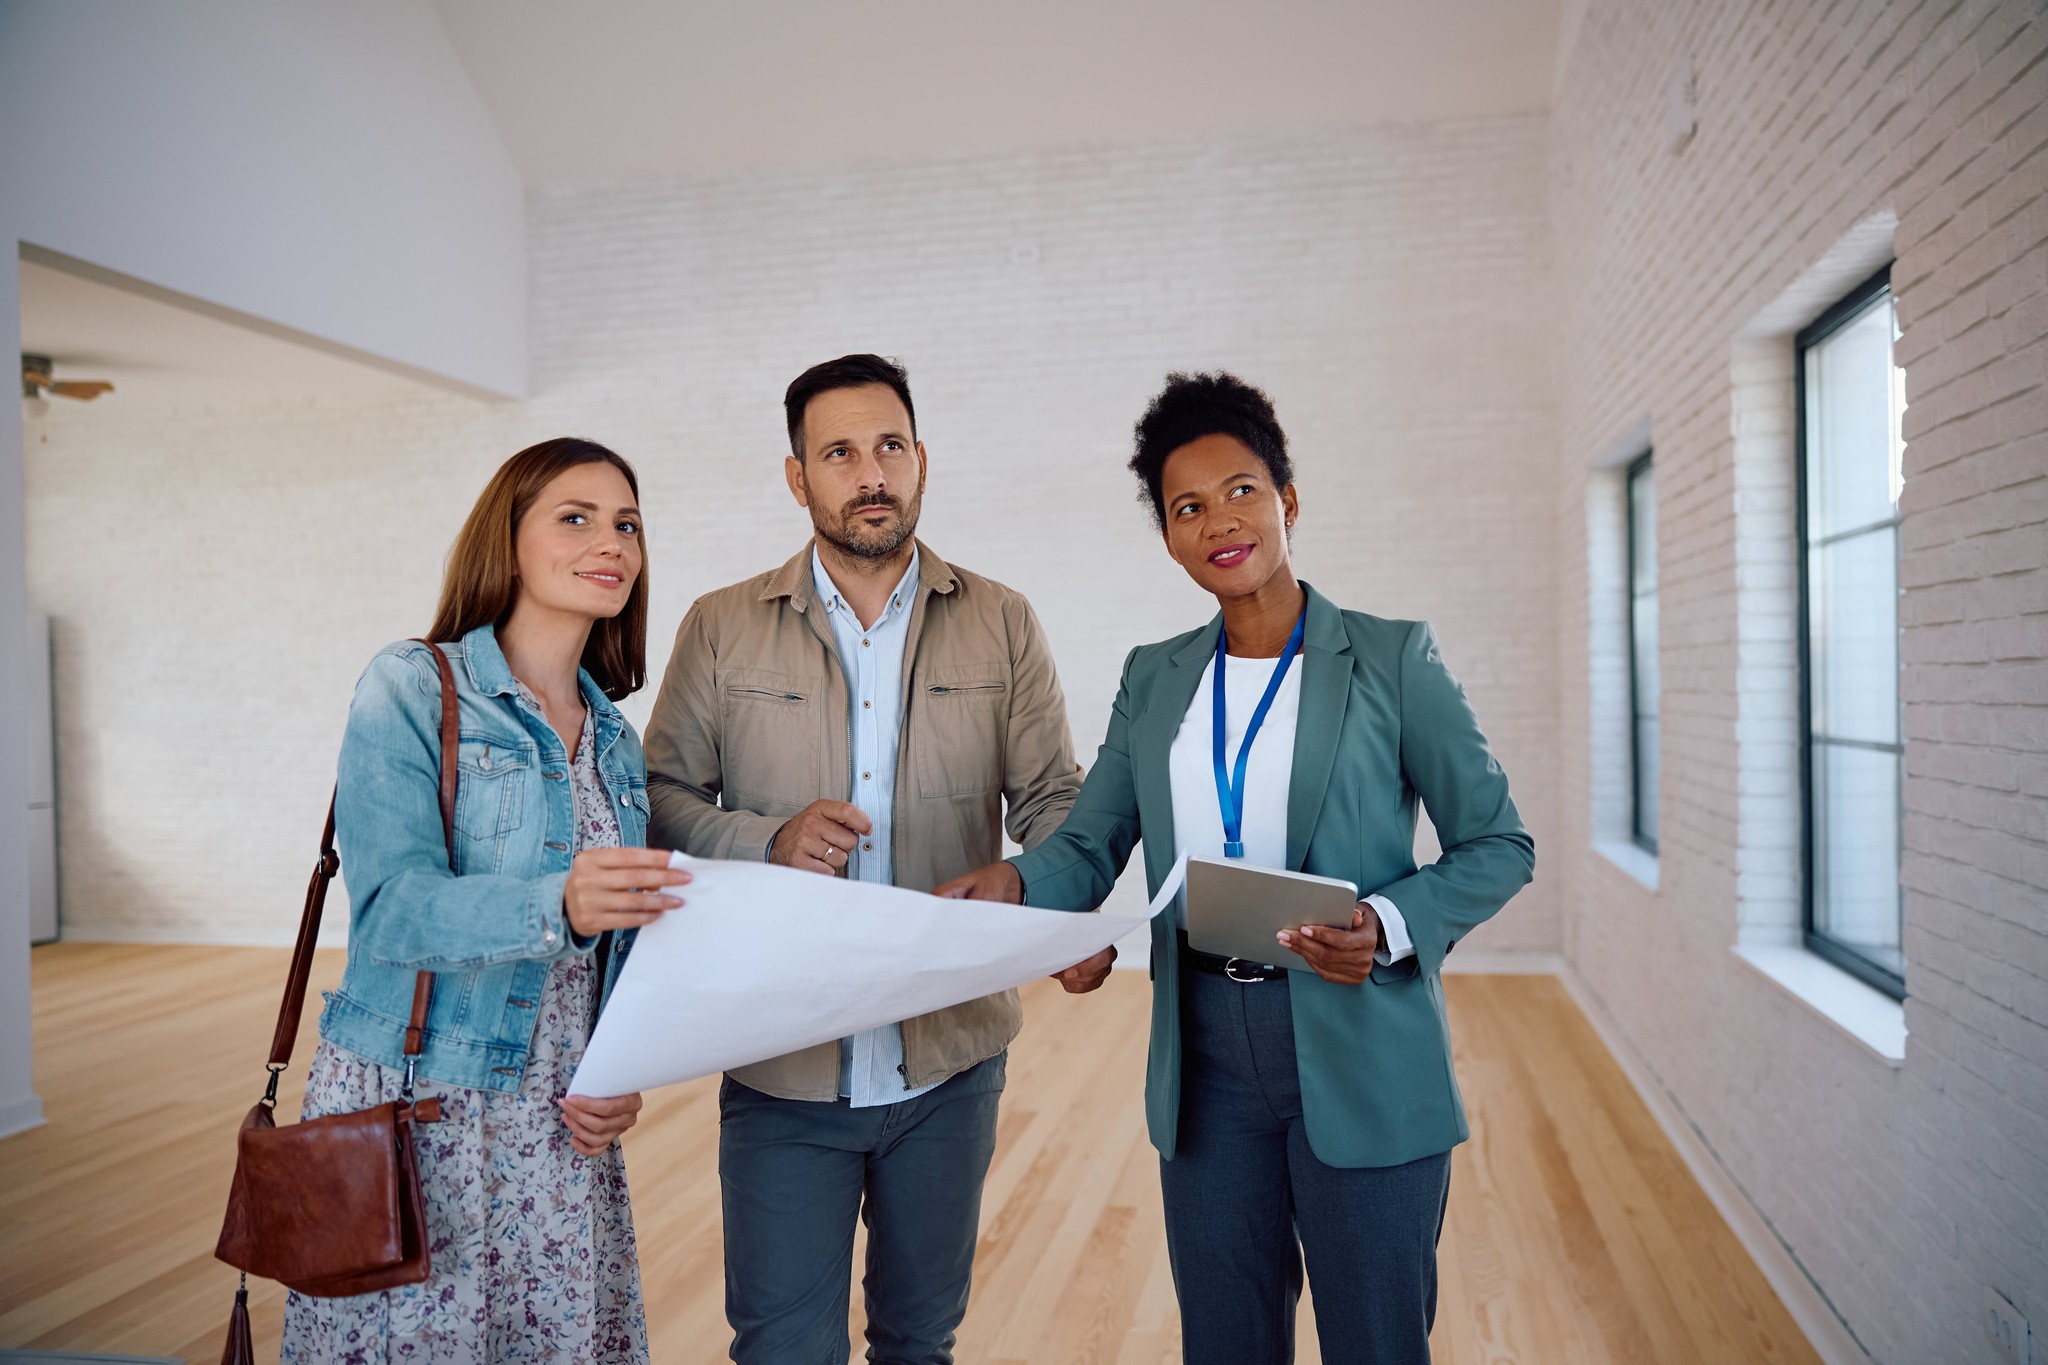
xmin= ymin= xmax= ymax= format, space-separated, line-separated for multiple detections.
xmin=1128 ymin=372 xmax=1294 ymax=530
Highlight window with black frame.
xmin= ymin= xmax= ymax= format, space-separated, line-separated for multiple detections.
xmin=1797 ymin=265 xmax=1906 ymax=997
xmin=1626 ymin=452 xmax=1658 ymax=853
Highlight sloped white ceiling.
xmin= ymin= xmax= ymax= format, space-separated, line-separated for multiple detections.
xmin=433 ymin=0 xmax=1563 ymax=188
xmin=18 ymin=257 xmax=453 ymax=408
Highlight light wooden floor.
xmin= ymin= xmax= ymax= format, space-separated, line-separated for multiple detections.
xmin=0 ymin=944 xmax=1817 ymax=1363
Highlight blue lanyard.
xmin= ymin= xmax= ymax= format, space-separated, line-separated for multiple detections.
xmin=1211 ymin=607 xmax=1307 ymax=858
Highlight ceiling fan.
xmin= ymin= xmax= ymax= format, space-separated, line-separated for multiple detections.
xmin=21 ymin=353 xmax=114 ymax=401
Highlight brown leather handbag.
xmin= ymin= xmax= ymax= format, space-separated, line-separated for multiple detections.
xmin=214 ymin=641 xmax=459 ymax=1350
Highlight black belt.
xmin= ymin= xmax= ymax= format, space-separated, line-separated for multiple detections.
xmin=1178 ymin=933 xmax=1288 ymax=983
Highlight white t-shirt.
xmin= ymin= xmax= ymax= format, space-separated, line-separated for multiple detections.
xmin=1166 ymin=647 xmax=1413 ymax=965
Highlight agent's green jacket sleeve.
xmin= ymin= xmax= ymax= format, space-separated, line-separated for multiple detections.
xmin=1367 ymin=621 xmax=1534 ymax=983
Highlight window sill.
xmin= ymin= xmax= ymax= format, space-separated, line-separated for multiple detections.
xmin=1592 ymin=838 xmax=1659 ymax=890
xmin=1731 ymin=944 xmax=1906 ymax=1064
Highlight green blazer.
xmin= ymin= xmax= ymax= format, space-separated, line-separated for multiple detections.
xmin=1008 ymin=584 xmax=1533 ymax=1168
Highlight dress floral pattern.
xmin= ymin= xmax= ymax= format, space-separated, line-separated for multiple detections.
xmin=282 ymin=703 xmax=648 ymax=1363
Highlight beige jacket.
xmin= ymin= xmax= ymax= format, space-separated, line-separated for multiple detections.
xmin=643 ymin=540 xmax=1083 ymax=1100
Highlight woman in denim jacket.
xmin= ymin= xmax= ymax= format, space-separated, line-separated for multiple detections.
xmin=283 ymin=438 xmax=688 ymax=1363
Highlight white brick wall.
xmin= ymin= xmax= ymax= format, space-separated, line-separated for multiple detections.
xmin=1552 ymin=2 xmax=2048 ymax=1360
xmin=24 ymin=117 xmax=1560 ymax=955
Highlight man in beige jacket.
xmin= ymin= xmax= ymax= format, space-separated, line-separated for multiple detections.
xmin=643 ymin=353 xmax=1098 ymax=1364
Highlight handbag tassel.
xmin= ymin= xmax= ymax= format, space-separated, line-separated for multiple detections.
xmin=220 ymin=1273 xmax=254 ymax=1365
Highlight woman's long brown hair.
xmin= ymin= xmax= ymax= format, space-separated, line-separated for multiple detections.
xmin=428 ymin=437 xmax=648 ymax=700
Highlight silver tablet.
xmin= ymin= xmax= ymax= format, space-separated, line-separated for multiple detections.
xmin=1183 ymin=856 xmax=1360 ymax=969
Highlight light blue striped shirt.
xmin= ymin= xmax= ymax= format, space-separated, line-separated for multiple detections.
xmin=811 ymin=545 xmax=942 ymax=1108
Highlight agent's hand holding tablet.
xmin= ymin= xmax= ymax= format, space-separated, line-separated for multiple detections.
xmin=1183 ymin=856 xmax=1362 ymax=972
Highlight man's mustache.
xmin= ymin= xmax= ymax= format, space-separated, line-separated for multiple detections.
xmin=843 ymin=493 xmax=901 ymax=514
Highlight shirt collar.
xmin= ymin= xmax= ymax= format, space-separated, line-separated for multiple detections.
xmin=810 ymin=543 xmax=920 ymax=629
xmin=455 ymin=622 xmax=623 ymax=728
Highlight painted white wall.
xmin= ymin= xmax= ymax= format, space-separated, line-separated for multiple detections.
xmin=0 ymin=0 xmax=526 ymax=397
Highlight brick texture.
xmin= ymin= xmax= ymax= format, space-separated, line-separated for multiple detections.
xmin=1552 ymin=1 xmax=2048 ymax=1359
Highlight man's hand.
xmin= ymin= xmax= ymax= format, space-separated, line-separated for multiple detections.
xmin=1052 ymin=945 xmax=1117 ymax=993
xmin=933 ymin=861 xmax=1024 ymax=903
xmin=770 ymin=801 xmax=872 ymax=877
xmin=1276 ymin=903 xmax=1381 ymax=986
xmin=559 ymin=1091 xmax=643 ymax=1156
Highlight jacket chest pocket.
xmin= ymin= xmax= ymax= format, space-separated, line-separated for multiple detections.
xmin=719 ymin=669 xmax=821 ymax=806
xmin=914 ymin=667 xmax=1008 ymax=798
xmin=454 ymin=736 xmax=529 ymax=861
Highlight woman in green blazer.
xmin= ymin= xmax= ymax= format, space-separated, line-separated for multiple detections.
xmin=938 ymin=372 xmax=1533 ymax=1364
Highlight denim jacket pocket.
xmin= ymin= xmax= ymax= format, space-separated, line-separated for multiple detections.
xmin=455 ymin=734 xmax=530 ymax=865
xmin=615 ymin=778 xmax=651 ymax=848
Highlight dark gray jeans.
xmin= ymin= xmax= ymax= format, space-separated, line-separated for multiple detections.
xmin=717 ymin=1053 xmax=1005 ymax=1365
xmin=1163 ymin=967 xmax=1453 ymax=1365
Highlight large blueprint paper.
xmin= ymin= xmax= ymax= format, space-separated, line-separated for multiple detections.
xmin=568 ymin=852 xmax=1184 ymax=1098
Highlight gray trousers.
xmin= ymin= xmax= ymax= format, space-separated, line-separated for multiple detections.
xmin=1162 ymin=967 xmax=1453 ymax=1365
xmin=717 ymin=1053 xmax=1005 ymax=1365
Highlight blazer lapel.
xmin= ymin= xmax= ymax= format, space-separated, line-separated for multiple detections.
xmin=1286 ymin=586 xmax=1353 ymax=872
xmin=1134 ymin=616 xmax=1220 ymax=889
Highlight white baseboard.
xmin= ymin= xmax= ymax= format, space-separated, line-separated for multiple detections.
xmin=1441 ymin=949 xmax=1566 ymax=974
xmin=1555 ymin=967 xmax=1875 ymax=1365
xmin=47 ymin=921 xmax=341 ymax=949
xmin=1114 ymin=947 xmax=1571 ymax=975
xmin=0 ymin=1091 xmax=46 ymax=1139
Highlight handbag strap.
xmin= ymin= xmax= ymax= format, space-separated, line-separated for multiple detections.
xmin=264 ymin=641 xmax=459 ymax=1081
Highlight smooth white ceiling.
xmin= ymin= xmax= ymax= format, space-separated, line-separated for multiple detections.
xmin=432 ymin=0 xmax=1564 ymax=188
xmin=18 ymin=258 xmax=452 ymax=408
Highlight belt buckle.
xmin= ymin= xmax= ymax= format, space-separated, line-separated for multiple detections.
xmin=1224 ymin=957 xmax=1268 ymax=983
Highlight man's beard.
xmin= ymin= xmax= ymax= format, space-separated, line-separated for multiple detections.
xmin=813 ymin=488 xmax=921 ymax=560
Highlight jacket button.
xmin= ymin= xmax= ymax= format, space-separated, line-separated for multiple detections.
xmin=543 ymin=930 xmax=557 ymax=945
xmin=544 ymin=771 xmax=565 ymax=781
xmin=545 ymin=840 xmax=568 ymax=851
xmin=509 ymin=998 xmax=533 ymax=1008
xmin=619 ymin=793 xmax=630 ymax=807
xmin=493 ymin=1066 xmax=517 ymax=1076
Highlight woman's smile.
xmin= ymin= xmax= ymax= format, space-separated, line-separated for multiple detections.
xmin=1207 ymin=543 xmax=1255 ymax=568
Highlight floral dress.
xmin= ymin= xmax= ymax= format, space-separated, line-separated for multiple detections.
xmin=282 ymin=703 xmax=647 ymax=1364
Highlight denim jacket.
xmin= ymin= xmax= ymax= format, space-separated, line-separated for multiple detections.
xmin=317 ymin=624 xmax=651 ymax=1092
